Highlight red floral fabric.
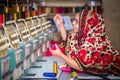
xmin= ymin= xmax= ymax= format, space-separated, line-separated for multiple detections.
xmin=65 ymin=10 xmax=120 ymax=76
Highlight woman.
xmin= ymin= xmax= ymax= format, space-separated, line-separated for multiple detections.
xmin=49 ymin=9 xmax=120 ymax=76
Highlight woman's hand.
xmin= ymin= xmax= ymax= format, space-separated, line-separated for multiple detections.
xmin=49 ymin=43 xmax=63 ymax=57
xmin=54 ymin=14 xmax=64 ymax=26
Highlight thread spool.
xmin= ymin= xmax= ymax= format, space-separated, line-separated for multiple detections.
xmin=53 ymin=61 xmax=58 ymax=75
xmin=36 ymin=10 xmax=38 ymax=16
xmin=27 ymin=11 xmax=30 ymax=18
xmin=31 ymin=10 xmax=35 ymax=16
xmin=25 ymin=12 xmax=27 ymax=18
xmin=33 ymin=11 xmax=35 ymax=16
xmin=15 ymin=6 xmax=20 ymax=13
xmin=39 ymin=8 xmax=41 ymax=14
xmin=13 ymin=13 xmax=17 ymax=20
xmin=4 ymin=6 xmax=8 ymax=13
xmin=21 ymin=9 xmax=25 ymax=18
xmin=2 ymin=13 xmax=5 ymax=22
xmin=22 ymin=6 xmax=25 ymax=12
xmin=0 ymin=14 xmax=3 ymax=27
xmin=25 ymin=11 xmax=30 ymax=18
xmin=71 ymin=71 xmax=78 ymax=80
xmin=50 ymin=44 xmax=56 ymax=50
xmin=43 ymin=72 xmax=56 ymax=77
xmin=61 ymin=67 xmax=71 ymax=72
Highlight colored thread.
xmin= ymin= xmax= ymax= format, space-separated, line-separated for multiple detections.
xmin=61 ymin=67 xmax=71 ymax=72
xmin=27 ymin=11 xmax=30 ymax=17
xmin=4 ymin=6 xmax=8 ymax=13
xmin=25 ymin=11 xmax=30 ymax=18
xmin=50 ymin=44 xmax=56 ymax=50
xmin=62 ymin=7 xmax=65 ymax=13
xmin=0 ymin=14 xmax=3 ymax=27
xmin=2 ymin=14 xmax=5 ymax=23
xmin=43 ymin=72 xmax=56 ymax=77
xmin=31 ymin=10 xmax=35 ymax=16
xmin=71 ymin=71 xmax=78 ymax=78
xmin=13 ymin=13 xmax=17 ymax=20
xmin=36 ymin=11 xmax=38 ymax=16
xmin=22 ymin=6 xmax=25 ymax=12
xmin=16 ymin=6 xmax=20 ymax=13
xmin=53 ymin=61 xmax=58 ymax=74
xmin=25 ymin=12 xmax=27 ymax=18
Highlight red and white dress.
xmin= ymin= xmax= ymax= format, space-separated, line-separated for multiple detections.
xmin=64 ymin=10 xmax=120 ymax=76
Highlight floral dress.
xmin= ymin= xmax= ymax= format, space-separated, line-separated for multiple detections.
xmin=64 ymin=10 xmax=120 ymax=76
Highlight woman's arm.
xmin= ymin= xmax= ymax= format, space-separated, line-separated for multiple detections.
xmin=59 ymin=52 xmax=83 ymax=71
xmin=54 ymin=14 xmax=67 ymax=41
xmin=49 ymin=44 xmax=83 ymax=71
xmin=59 ymin=23 xmax=67 ymax=41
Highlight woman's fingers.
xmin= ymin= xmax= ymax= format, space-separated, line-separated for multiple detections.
xmin=49 ymin=46 xmax=55 ymax=52
xmin=54 ymin=14 xmax=60 ymax=21
xmin=54 ymin=14 xmax=63 ymax=23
